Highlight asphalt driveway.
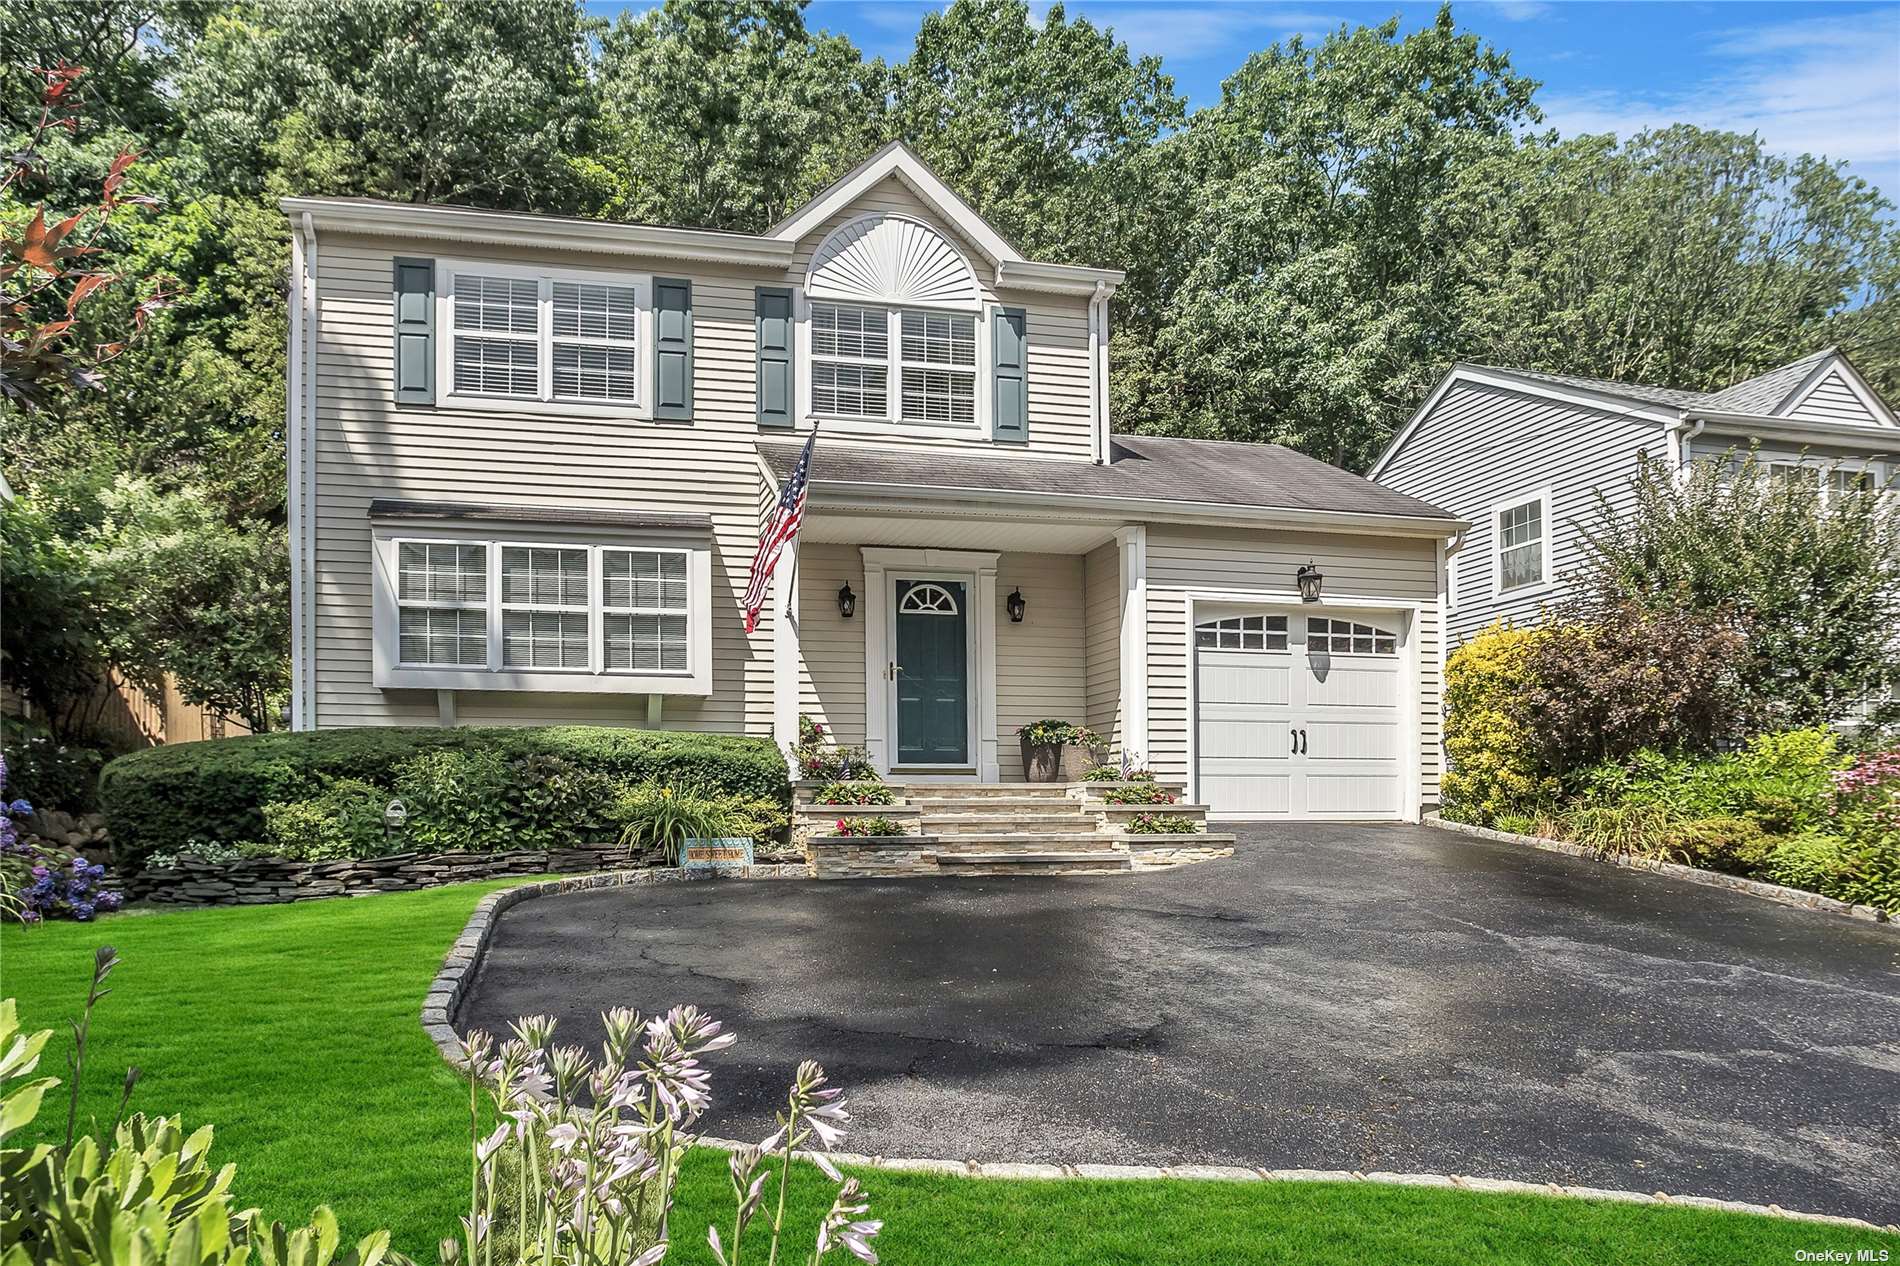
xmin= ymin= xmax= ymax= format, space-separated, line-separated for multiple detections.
xmin=456 ymin=823 xmax=1900 ymax=1223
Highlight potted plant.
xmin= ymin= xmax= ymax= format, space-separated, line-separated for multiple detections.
xmin=1017 ymin=720 xmax=1102 ymax=783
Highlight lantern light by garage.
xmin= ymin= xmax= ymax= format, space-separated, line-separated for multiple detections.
xmin=837 ymin=583 xmax=856 ymax=619
xmin=1295 ymin=563 xmax=1324 ymax=604
xmin=1006 ymin=588 xmax=1026 ymax=623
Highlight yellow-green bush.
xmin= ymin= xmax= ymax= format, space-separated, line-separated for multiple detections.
xmin=1441 ymin=621 xmax=1559 ymax=824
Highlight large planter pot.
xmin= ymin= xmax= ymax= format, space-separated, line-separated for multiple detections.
xmin=1020 ymin=740 xmax=1095 ymax=783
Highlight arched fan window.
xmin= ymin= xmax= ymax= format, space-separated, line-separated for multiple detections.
xmin=805 ymin=214 xmax=982 ymax=427
xmin=898 ymin=583 xmax=960 ymax=616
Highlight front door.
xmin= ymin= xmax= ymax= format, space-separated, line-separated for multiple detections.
xmin=894 ymin=578 xmax=969 ymax=765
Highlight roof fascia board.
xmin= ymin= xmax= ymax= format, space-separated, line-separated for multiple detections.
xmin=995 ymin=258 xmax=1125 ymax=296
xmin=1368 ymin=367 xmax=1460 ymax=479
xmin=1775 ymin=352 xmax=1899 ymax=428
xmin=1685 ymin=410 xmax=1900 ymax=452
xmin=805 ymin=479 xmax=1466 ymax=539
xmin=767 ymin=145 xmax=1021 ymax=265
xmin=280 ymin=198 xmax=796 ymax=269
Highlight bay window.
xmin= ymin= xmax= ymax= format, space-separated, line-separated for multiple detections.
xmin=397 ymin=542 xmax=488 ymax=667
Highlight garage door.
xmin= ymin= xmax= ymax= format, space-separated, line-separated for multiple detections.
xmin=1194 ymin=611 xmax=1407 ymax=820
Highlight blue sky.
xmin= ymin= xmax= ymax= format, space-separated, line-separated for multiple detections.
xmin=589 ymin=1 xmax=1900 ymax=198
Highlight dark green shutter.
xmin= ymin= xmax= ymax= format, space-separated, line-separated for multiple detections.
xmin=652 ymin=278 xmax=693 ymax=420
xmin=755 ymin=286 xmax=795 ymax=428
xmin=992 ymin=307 xmax=1028 ymax=441
xmin=392 ymin=257 xmax=435 ymax=405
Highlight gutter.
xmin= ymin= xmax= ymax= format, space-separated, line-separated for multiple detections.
xmin=1683 ymin=408 xmax=1899 ymax=453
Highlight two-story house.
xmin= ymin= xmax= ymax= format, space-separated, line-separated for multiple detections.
xmin=1371 ymin=349 xmax=1899 ymax=672
xmin=282 ymin=143 xmax=1460 ymax=821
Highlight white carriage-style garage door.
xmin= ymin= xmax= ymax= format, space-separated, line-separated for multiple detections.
xmin=1194 ymin=611 xmax=1408 ymax=821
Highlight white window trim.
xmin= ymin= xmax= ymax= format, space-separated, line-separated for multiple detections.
xmin=1491 ymin=486 xmax=1553 ymax=599
xmin=795 ymin=287 xmax=995 ymax=439
xmin=495 ymin=542 xmax=595 ymax=675
xmin=373 ymin=528 xmax=711 ymax=694
xmin=1824 ymin=459 xmax=1887 ymax=502
xmin=435 ymin=258 xmax=654 ymax=419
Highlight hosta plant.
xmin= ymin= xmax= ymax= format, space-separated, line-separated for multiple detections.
xmin=454 ymin=1008 xmax=880 ymax=1266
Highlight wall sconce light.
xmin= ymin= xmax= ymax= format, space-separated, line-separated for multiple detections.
xmin=1295 ymin=563 xmax=1324 ymax=604
xmin=837 ymin=583 xmax=856 ymax=619
xmin=1006 ymin=588 xmax=1026 ymax=622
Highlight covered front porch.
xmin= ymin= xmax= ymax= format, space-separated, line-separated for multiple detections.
xmin=769 ymin=501 xmax=1145 ymax=783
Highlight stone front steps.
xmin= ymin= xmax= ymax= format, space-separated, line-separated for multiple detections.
xmin=794 ymin=779 xmax=1232 ymax=879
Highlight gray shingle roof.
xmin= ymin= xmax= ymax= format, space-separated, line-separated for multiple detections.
xmin=759 ymin=434 xmax=1456 ymax=521
xmin=1473 ymin=347 xmax=1842 ymax=416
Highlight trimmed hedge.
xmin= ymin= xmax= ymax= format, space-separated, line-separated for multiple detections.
xmin=100 ymin=726 xmax=789 ymax=868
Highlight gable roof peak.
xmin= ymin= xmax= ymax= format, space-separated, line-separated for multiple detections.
xmin=768 ymin=140 xmax=1025 ymax=266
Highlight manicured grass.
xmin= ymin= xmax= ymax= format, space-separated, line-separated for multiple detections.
xmin=7 ymin=887 xmax=1896 ymax=1265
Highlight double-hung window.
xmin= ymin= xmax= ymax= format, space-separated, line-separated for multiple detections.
xmin=899 ymin=311 xmax=976 ymax=425
xmin=500 ymin=547 xmax=590 ymax=669
xmin=602 ymin=550 xmax=689 ymax=672
xmin=810 ymin=302 xmax=889 ymax=418
xmin=1494 ymin=491 xmax=1548 ymax=594
xmin=397 ymin=543 xmax=489 ymax=667
xmin=445 ymin=265 xmax=646 ymax=410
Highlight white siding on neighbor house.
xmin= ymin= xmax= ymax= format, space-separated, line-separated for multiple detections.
xmin=1142 ymin=527 xmax=1443 ymax=807
xmin=1377 ymin=380 xmax=1670 ymax=647
xmin=783 ymin=175 xmax=1098 ymax=462
xmin=994 ymin=552 xmax=1088 ymax=779
xmin=1782 ymin=368 xmax=1886 ymax=426
xmin=1083 ymin=541 xmax=1122 ymax=751
xmin=311 ymin=231 xmax=778 ymax=732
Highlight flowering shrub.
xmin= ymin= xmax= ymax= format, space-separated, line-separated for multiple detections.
xmin=813 ymin=782 xmax=896 ymax=806
xmin=1127 ymin=812 xmax=1199 ymax=834
xmin=454 ymin=1008 xmax=881 ymax=1266
xmin=791 ymin=718 xmax=879 ymax=783
xmin=1103 ymin=783 xmax=1174 ymax=806
xmin=831 ymin=816 xmax=907 ymax=837
xmin=1830 ymin=746 xmax=1900 ymax=912
xmin=0 ymin=755 xmax=122 ymax=923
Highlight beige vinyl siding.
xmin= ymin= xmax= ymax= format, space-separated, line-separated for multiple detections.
xmin=311 ymin=232 xmax=776 ymax=731
xmin=1083 ymin=541 xmax=1122 ymax=750
xmin=784 ymin=175 xmax=1097 ymax=461
xmin=1783 ymin=368 xmax=1885 ymax=426
xmin=1378 ymin=380 xmax=1668 ymax=647
xmin=994 ymin=552 xmax=1088 ymax=779
xmin=796 ymin=543 xmax=867 ymax=746
xmin=1142 ymin=526 xmax=1443 ymax=806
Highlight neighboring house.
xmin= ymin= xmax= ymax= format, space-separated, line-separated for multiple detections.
xmin=280 ymin=142 xmax=1460 ymax=822
xmin=1372 ymin=349 xmax=1899 ymax=666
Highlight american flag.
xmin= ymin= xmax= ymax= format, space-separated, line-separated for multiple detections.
xmin=743 ymin=428 xmax=817 ymax=633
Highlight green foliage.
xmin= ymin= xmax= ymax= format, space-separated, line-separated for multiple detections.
xmin=503 ymin=755 xmax=617 ymax=850
xmin=1578 ymin=455 xmax=1900 ymax=729
xmin=1127 ymin=812 xmax=1200 ymax=834
xmin=1518 ymin=600 xmax=1749 ymax=779
xmin=1579 ymin=728 xmax=1850 ymax=835
xmin=1440 ymin=622 xmax=1558 ymax=824
xmin=610 ymin=783 xmax=734 ymax=864
xmin=812 ymin=781 xmax=897 ymax=806
xmin=1658 ymin=817 xmax=1773 ymax=875
xmin=0 ymin=994 xmax=406 ymax=1266
xmin=1560 ymin=803 xmax=1677 ymax=862
xmin=390 ymin=749 xmax=510 ymax=854
xmin=1015 ymin=719 xmax=1099 ymax=747
xmin=260 ymin=778 xmax=388 ymax=861
xmin=829 ymin=814 xmax=908 ymax=837
xmin=0 ymin=725 xmax=108 ymax=814
xmin=0 ymin=495 xmax=116 ymax=741
xmin=1103 ymin=783 xmax=1174 ymax=806
xmin=719 ymin=792 xmax=790 ymax=848
xmin=1761 ymin=833 xmax=1856 ymax=895
xmin=99 ymin=727 xmax=789 ymax=870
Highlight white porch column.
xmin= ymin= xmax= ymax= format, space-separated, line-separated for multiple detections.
xmin=772 ymin=537 xmax=801 ymax=771
xmin=860 ymin=553 xmax=890 ymax=774
xmin=1115 ymin=525 xmax=1149 ymax=763
xmin=975 ymin=557 xmax=1001 ymax=783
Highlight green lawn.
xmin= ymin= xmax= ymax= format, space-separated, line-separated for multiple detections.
xmin=6 ymin=885 xmax=1895 ymax=1265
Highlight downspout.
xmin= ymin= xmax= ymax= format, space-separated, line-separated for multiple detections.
xmin=1091 ymin=280 xmax=1111 ymax=466
xmin=1664 ymin=414 xmax=1707 ymax=482
xmin=300 ymin=212 xmax=320 ymax=730
xmin=286 ymin=221 xmax=305 ymax=730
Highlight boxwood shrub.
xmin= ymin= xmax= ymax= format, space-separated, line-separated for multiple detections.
xmin=99 ymin=726 xmax=789 ymax=869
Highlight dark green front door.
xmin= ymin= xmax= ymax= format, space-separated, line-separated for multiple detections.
xmin=894 ymin=578 xmax=969 ymax=765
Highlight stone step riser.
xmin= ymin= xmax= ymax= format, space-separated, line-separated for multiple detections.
xmin=923 ymin=821 xmax=1098 ymax=836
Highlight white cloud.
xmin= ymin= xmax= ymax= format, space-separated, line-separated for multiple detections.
xmin=1538 ymin=8 xmax=1900 ymax=196
xmin=1067 ymin=4 xmax=1347 ymax=63
xmin=1477 ymin=1 xmax=1552 ymax=20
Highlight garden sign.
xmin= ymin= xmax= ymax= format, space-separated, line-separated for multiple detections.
xmin=682 ymin=837 xmax=754 ymax=873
